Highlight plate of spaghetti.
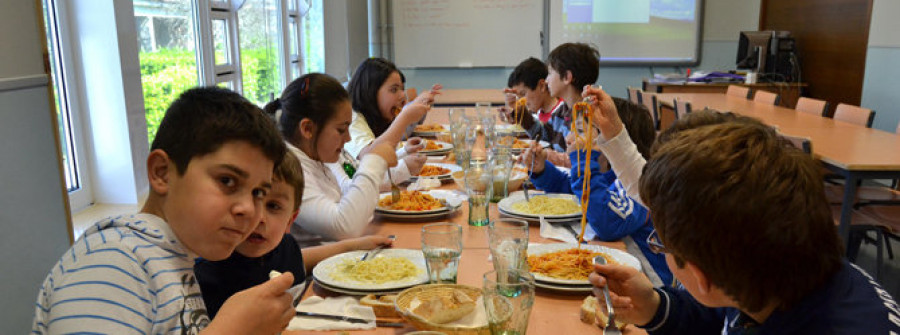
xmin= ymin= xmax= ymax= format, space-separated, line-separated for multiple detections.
xmin=498 ymin=193 xmax=582 ymax=219
xmin=412 ymin=123 xmax=448 ymax=136
xmin=412 ymin=163 xmax=460 ymax=180
xmin=377 ymin=190 xmax=448 ymax=214
xmin=313 ymin=249 xmax=429 ymax=291
xmin=527 ymin=243 xmax=641 ymax=285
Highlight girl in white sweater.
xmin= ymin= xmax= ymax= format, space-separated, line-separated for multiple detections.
xmin=264 ymin=73 xmax=398 ymax=246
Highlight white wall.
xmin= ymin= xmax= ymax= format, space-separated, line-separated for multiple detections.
xmin=861 ymin=0 xmax=900 ymax=132
xmin=0 ymin=1 xmax=72 ymax=333
xmin=392 ymin=0 xmax=761 ymax=100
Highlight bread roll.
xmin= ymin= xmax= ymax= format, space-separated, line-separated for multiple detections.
xmin=580 ymin=296 xmax=626 ymax=330
xmin=413 ymin=289 xmax=476 ymax=324
xmin=360 ymin=294 xmax=399 ymax=318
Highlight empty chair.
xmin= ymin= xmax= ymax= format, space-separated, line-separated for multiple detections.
xmin=795 ymin=97 xmax=829 ymax=116
xmin=753 ymin=90 xmax=781 ymax=105
xmin=406 ymin=87 xmax=418 ymax=103
xmin=833 ymin=103 xmax=875 ymax=128
xmin=726 ymin=85 xmax=751 ymax=99
xmin=658 ymin=104 xmax=677 ymax=131
xmin=673 ymin=98 xmax=692 ymax=119
xmin=626 ymin=86 xmax=641 ymax=104
xmin=637 ymin=91 xmax=659 ymax=129
xmin=779 ymin=132 xmax=813 ymax=154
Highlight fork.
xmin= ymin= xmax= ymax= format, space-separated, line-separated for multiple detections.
xmin=593 ymin=256 xmax=622 ymax=335
xmin=523 ymin=133 xmax=542 ymax=202
xmin=386 ymin=168 xmax=401 ymax=203
xmin=361 ymin=235 xmax=396 ymax=261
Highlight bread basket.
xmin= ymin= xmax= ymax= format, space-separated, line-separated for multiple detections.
xmin=395 ymin=284 xmax=491 ymax=335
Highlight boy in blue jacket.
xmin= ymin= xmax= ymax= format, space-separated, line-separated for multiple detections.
xmin=523 ymin=97 xmax=672 ymax=286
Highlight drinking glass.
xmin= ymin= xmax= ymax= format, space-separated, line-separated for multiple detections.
xmin=449 ymin=108 xmax=465 ymax=127
xmin=464 ymin=160 xmax=494 ymax=226
xmin=483 ymin=269 xmax=535 ymax=335
xmin=421 ymin=223 xmax=463 ymax=284
xmin=488 ymin=219 xmax=529 ymax=274
xmin=490 ymin=150 xmax=514 ymax=202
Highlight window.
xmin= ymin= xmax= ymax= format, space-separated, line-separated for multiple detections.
xmin=42 ymin=0 xmax=92 ymax=210
xmin=302 ymin=0 xmax=324 ymax=74
xmin=133 ymin=0 xmax=304 ymax=144
xmin=133 ymin=0 xmax=199 ymax=145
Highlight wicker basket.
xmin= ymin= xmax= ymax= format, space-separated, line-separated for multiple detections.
xmin=394 ymin=284 xmax=491 ymax=335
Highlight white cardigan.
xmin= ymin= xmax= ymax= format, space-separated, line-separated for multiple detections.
xmin=288 ymin=143 xmax=387 ymax=246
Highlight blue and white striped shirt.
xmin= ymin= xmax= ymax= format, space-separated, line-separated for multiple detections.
xmin=32 ymin=213 xmax=210 ymax=334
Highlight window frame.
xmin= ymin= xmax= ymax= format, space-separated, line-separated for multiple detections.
xmin=43 ymin=0 xmax=93 ymax=211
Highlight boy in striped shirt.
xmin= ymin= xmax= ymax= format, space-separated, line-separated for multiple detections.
xmin=32 ymin=87 xmax=295 ymax=334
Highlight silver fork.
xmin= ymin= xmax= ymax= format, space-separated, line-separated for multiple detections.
xmin=523 ymin=133 xmax=542 ymax=202
xmin=593 ymin=256 xmax=621 ymax=335
xmin=386 ymin=168 xmax=400 ymax=202
xmin=361 ymin=234 xmax=396 ymax=261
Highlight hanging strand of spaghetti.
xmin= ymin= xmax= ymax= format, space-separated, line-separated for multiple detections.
xmin=572 ymin=99 xmax=593 ymax=246
xmin=515 ymin=97 xmax=527 ymax=126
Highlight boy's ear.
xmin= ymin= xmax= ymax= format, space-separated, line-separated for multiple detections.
xmin=562 ymin=70 xmax=574 ymax=85
xmin=685 ymin=261 xmax=712 ymax=295
xmin=285 ymin=210 xmax=300 ymax=234
xmin=146 ymin=149 xmax=172 ymax=195
xmin=537 ymin=78 xmax=548 ymax=92
xmin=298 ymin=118 xmax=317 ymax=140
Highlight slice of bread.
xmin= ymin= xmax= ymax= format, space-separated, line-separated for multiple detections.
xmin=360 ymin=294 xmax=399 ymax=318
xmin=580 ymin=296 xmax=627 ymax=330
xmin=412 ymin=289 xmax=476 ymax=324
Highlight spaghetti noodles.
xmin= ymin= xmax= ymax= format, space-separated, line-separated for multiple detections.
xmin=511 ymin=195 xmax=580 ymax=215
xmin=378 ymin=190 xmax=445 ymax=211
xmin=527 ymin=248 xmax=613 ymax=280
xmin=333 ymin=256 xmax=421 ymax=284
xmin=419 ymin=165 xmax=451 ymax=177
xmin=572 ymin=100 xmax=594 ymax=245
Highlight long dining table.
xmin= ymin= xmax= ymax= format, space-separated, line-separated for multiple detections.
xmin=654 ymin=93 xmax=900 ymax=250
xmin=285 ymin=108 xmax=648 ymax=334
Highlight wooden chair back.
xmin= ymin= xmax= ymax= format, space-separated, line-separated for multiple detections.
xmin=753 ymin=90 xmax=781 ymax=105
xmin=833 ymin=103 xmax=875 ymax=128
xmin=673 ymin=98 xmax=692 ymax=119
xmin=726 ymin=85 xmax=751 ymax=99
xmin=627 ymin=87 xmax=641 ymax=104
xmin=779 ymin=132 xmax=813 ymax=154
xmin=795 ymin=97 xmax=829 ymax=116
xmin=637 ymin=91 xmax=659 ymax=129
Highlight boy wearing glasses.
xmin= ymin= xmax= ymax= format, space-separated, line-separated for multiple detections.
xmin=582 ymin=86 xmax=899 ymax=334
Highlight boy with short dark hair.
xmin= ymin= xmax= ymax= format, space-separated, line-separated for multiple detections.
xmin=195 ymin=151 xmax=391 ymax=318
xmin=32 ymin=87 xmax=296 ymax=334
xmin=536 ymin=43 xmax=600 ymax=152
xmin=583 ymin=86 xmax=900 ymax=334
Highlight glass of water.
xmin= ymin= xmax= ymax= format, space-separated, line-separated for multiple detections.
xmin=421 ymin=223 xmax=463 ymax=284
xmin=483 ymin=269 xmax=535 ymax=335
xmin=464 ymin=160 xmax=494 ymax=226
xmin=488 ymin=219 xmax=529 ymax=274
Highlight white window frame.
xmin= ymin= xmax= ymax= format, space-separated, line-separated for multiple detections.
xmin=196 ymin=0 xmax=243 ymax=90
xmin=44 ymin=0 xmax=93 ymax=211
xmin=279 ymin=0 xmax=304 ymax=85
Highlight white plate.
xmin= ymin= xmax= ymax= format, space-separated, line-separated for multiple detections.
xmin=533 ymin=280 xmax=594 ymax=293
xmin=505 ymin=139 xmax=550 ymax=154
xmin=412 ymin=124 xmax=449 ymax=137
xmin=498 ymin=207 xmax=581 ymax=224
xmin=528 ymin=243 xmax=641 ymax=285
xmin=419 ymin=140 xmax=453 ymax=155
xmin=497 ymin=124 xmax=527 ymax=135
xmin=314 ymin=279 xmax=406 ymax=296
xmin=498 ymin=193 xmax=582 ymax=219
xmin=410 ymin=163 xmax=461 ymax=180
xmin=375 ymin=190 xmax=453 ymax=214
xmin=312 ymin=249 xmax=429 ymax=291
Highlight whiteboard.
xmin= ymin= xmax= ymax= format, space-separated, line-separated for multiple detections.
xmin=392 ymin=0 xmax=543 ymax=68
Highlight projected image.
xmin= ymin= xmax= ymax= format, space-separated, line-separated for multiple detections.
xmin=555 ymin=0 xmax=700 ymax=64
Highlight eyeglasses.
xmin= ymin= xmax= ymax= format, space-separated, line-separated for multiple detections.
xmin=647 ymin=229 xmax=668 ymax=254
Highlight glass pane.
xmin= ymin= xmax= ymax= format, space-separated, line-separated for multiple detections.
xmin=217 ymin=81 xmax=234 ymax=90
xmin=302 ymin=0 xmax=324 ymax=73
xmin=289 ymin=16 xmax=299 ymax=57
xmin=134 ymin=0 xmax=199 ymax=145
xmin=238 ymin=0 xmax=281 ymax=106
xmin=291 ymin=62 xmax=301 ymax=81
xmin=42 ymin=0 xmax=78 ymax=191
xmin=288 ymin=0 xmax=296 ymax=11
xmin=213 ymin=19 xmax=229 ymax=65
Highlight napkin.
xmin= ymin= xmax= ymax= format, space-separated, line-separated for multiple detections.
xmin=288 ymin=296 xmax=376 ymax=331
xmin=538 ymin=218 xmax=596 ymax=243
xmin=407 ymin=177 xmax=441 ymax=191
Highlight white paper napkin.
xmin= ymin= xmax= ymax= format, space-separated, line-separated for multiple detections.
xmin=287 ymin=296 xmax=376 ymax=331
xmin=538 ymin=217 xmax=596 ymax=243
xmin=407 ymin=177 xmax=441 ymax=191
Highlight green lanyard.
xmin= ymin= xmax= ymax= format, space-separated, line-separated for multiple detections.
xmin=342 ymin=162 xmax=356 ymax=178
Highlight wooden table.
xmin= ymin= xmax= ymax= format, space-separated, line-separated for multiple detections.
xmin=643 ymin=80 xmax=807 ymax=108
xmin=433 ymin=89 xmax=506 ymax=107
xmin=285 ymin=109 xmax=647 ymax=334
xmin=655 ymin=93 xmax=900 ymax=248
